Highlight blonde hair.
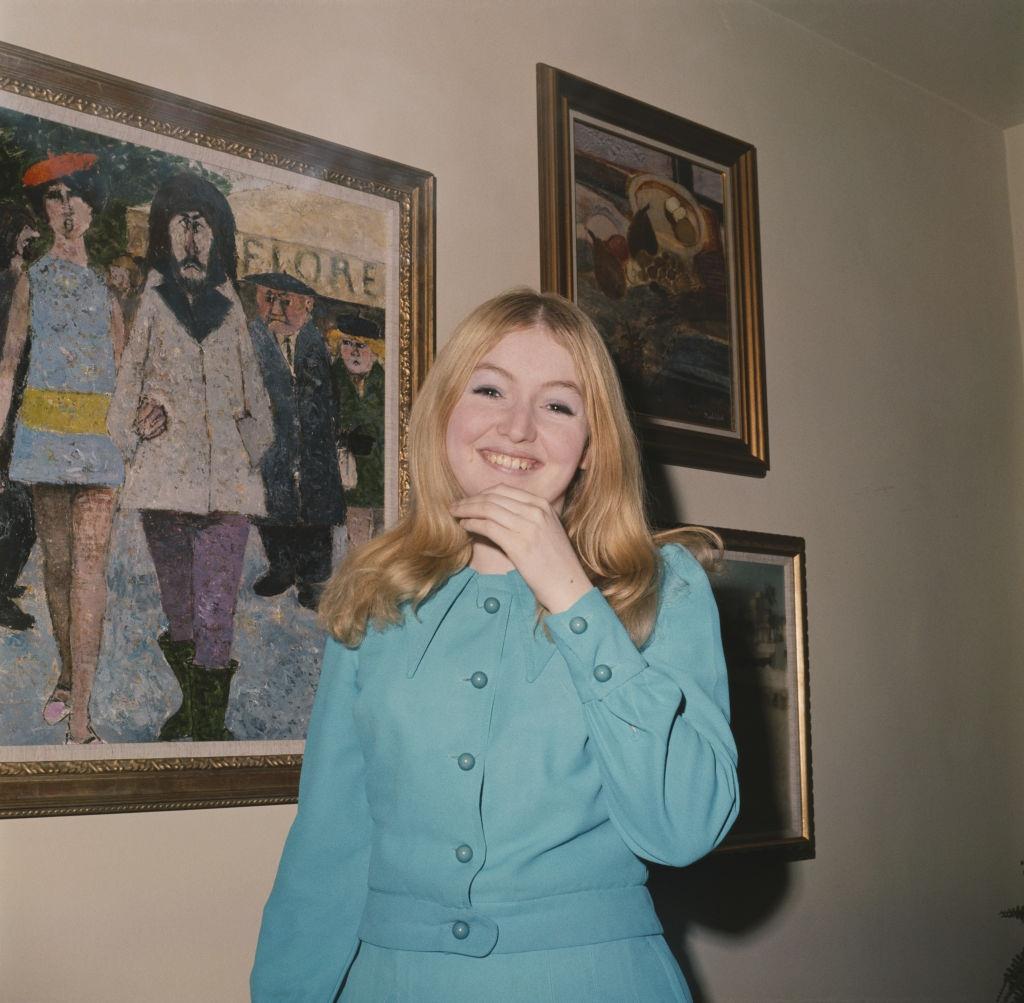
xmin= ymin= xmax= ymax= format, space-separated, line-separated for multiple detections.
xmin=320 ymin=287 xmax=719 ymax=648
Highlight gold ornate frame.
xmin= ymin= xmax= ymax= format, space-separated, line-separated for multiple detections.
xmin=538 ymin=64 xmax=768 ymax=476
xmin=0 ymin=41 xmax=435 ymax=818
xmin=708 ymin=527 xmax=814 ymax=859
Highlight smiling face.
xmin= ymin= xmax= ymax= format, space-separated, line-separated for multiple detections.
xmin=43 ymin=182 xmax=92 ymax=241
xmin=444 ymin=326 xmax=589 ymax=514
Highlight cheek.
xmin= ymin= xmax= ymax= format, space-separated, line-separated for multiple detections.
xmin=545 ymin=423 xmax=589 ymax=472
xmin=444 ymin=401 xmax=486 ymax=472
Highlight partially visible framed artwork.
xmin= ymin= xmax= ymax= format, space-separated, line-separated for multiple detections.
xmin=707 ymin=528 xmax=813 ymax=858
xmin=0 ymin=42 xmax=434 ymax=817
xmin=538 ymin=64 xmax=768 ymax=476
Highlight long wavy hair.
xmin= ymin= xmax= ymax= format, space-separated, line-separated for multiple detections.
xmin=319 ymin=287 xmax=719 ymax=648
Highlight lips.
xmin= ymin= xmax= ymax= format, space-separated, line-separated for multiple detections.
xmin=479 ymin=449 xmax=539 ymax=472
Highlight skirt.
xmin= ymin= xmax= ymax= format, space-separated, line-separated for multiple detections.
xmin=340 ymin=935 xmax=691 ymax=1002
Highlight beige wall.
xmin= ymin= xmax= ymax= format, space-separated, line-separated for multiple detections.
xmin=1 ymin=2 xmax=1022 ymax=1000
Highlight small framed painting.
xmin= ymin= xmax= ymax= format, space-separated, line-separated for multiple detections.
xmin=538 ymin=64 xmax=768 ymax=476
xmin=708 ymin=528 xmax=813 ymax=858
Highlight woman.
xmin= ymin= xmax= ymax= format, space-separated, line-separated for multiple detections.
xmin=0 ymin=153 xmax=126 ymax=744
xmin=252 ymin=288 xmax=738 ymax=1001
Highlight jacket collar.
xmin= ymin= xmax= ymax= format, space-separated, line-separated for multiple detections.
xmin=155 ymin=272 xmax=232 ymax=343
xmin=404 ymin=565 xmax=559 ymax=682
xmin=405 ymin=567 xmax=476 ymax=677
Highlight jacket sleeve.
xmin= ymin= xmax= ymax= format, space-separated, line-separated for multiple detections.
xmin=545 ymin=543 xmax=739 ymax=867
xmin=251 ymin=638 xmax=372 ymax=1002
xmin=106 ymin=306 xmax=151 ymax=462
xmin=236 ymin=321 xmax=275 ymax=467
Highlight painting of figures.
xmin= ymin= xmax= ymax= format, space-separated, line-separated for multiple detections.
xmin=0 ymin=44 xmax=433 ymax=815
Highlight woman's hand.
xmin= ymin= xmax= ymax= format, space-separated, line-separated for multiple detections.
xmin=450 ymin=484 xmax=591 ymax=613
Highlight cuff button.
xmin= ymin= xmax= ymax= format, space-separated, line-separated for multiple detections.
xmin=452 ymin=921 xmax=470 ymax=940
xmin=569 ymin=616 xmax=588 ymax=634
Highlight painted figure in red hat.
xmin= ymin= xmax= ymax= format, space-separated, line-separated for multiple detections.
xmin=0 ymin=152 xmax=127 ymax=744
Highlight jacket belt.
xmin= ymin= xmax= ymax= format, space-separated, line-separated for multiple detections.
xmin=358 ymin=885 xmax=662 ymax=957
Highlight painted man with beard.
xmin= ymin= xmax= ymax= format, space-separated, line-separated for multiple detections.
xmin=108 ymin=173 xmax=273 ymax=742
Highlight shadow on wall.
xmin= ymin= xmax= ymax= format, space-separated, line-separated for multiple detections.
xmin=650 ymin=856 xmax=793 ymax=1002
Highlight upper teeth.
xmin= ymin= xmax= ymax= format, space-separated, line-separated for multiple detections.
xmin=482 ymin=451 xmax=535 ymax=471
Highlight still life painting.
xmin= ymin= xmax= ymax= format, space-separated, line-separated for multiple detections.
xmin=538 ymin=64 xmax=767 ymax=475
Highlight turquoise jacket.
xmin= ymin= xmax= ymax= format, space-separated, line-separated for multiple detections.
xmin=251 ymin=544 xmax=738 ymax=1001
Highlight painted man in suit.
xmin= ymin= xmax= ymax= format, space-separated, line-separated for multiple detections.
xmin=246 ymin=272 xmax=345 ymax=610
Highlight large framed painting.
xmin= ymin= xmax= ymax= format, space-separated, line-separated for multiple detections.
xmin=0 ymin=42 xmax=434 ymax=817
xmin=538 ymin=65 xmax=768 ymax=476
xmin=706 ymin=528 xmax=813 ymax=858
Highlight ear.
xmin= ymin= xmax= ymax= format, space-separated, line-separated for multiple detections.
xmin=578 ymin=442 xmax=590 ymax=472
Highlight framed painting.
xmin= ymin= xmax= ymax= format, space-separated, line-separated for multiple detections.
xmin=0 ymin=42 xmax=434 ymax=817
xmin=707 ymin=527 xmax=813 ymax=858
xmin=538 ymin=64 xmax=768 ymax=476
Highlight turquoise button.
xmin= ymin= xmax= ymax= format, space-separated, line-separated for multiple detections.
xmin=452 ymin=921 xmax=470 ymax=940
xmin=455 ymin=844 xmax=474 ymax=863
xmin=569 ymin=616 xmax=588 ymax=634
xmin=470 ymin=671 xmax=488 ymax=689
xmin=458 ymin=753 xmax=476 ymax=771
xmin=593 ymin=664 xmax=612 ymax=683
xmin=483 ymin=597 xmax=500 ymax=614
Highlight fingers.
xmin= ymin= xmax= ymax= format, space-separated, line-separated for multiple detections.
xmin=451 ymin=495 xmax=528 ymax=532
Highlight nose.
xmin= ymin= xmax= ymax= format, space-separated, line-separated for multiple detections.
xmin=497 ymin=399 xmax=536 ymax=443
xmin=184 ymin=226 xmax=197 ymax=256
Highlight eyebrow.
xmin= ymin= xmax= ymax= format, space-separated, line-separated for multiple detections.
xmin=472 ymin=363 xmax=582 ymax=396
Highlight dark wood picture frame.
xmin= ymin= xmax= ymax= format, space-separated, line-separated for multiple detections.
xmin=706 ymin=527 xmax=813 ymax=858
xmin=0 ymin=42 xmax=434 ymax=818
xmin=538 ymin=64 xmax=768 ymax=476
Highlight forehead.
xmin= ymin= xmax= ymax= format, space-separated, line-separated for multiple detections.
xmin=170 ymin=211 xmax=210 ymax=224
xmin=475 ymin=326 xmax=579 ymax=384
